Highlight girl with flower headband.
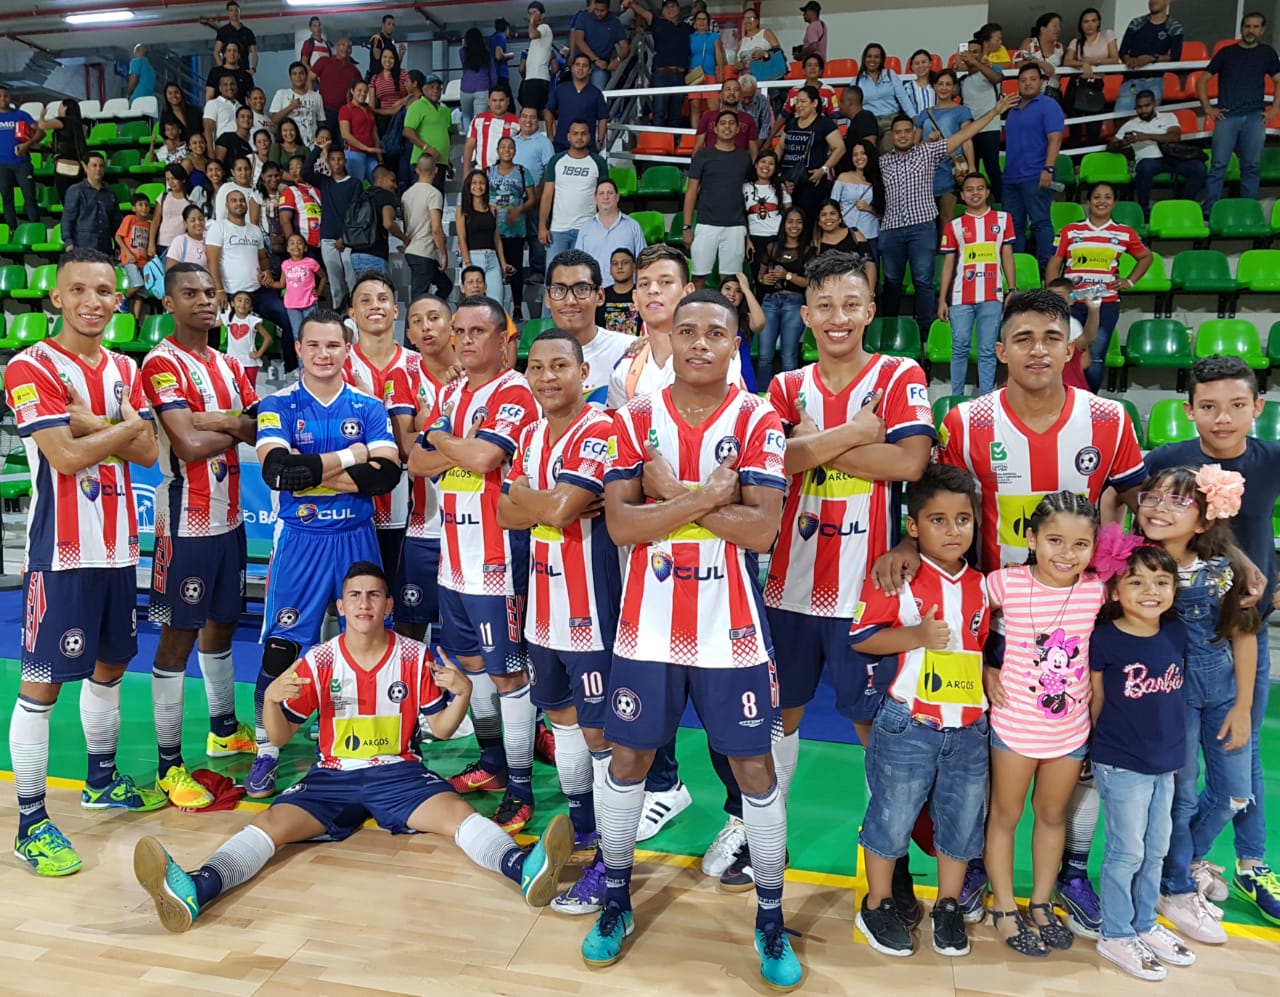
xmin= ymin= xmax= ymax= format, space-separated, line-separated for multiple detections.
xmin=1134 ymin=464 xmax=1259 ymax=947
xmin=1088 ymin=525 xmax=1197 ymax=980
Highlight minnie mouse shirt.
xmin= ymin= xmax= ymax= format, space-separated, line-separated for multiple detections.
xmin=987 ymin=565 xmax=1105 ymax=759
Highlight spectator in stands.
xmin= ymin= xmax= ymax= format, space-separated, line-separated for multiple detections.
xmin=626 ymin=0 xmax=691 ymax=129
xmin=303 ymin=136 xmax=359 ymax=307
xmin=301 ymin=17 xmax=332 ymax=66
xmin=183 ymin=133 xmax=212 ymax=192
xmin=754 ymin=204 xmax=811 ymax=384
xmin=515 ymin=106 xmax=556 ymax=298
xmin=215 ymin=155 xmax=254 ymax=223
xmin=161 ymin=83 xmax=202 ymax=142
xmin=1109 ymin=88 xmax=1206 ymax=216
xmin=976 ymin=21 xmax=1013 ymax=64
xmin=465 ymin=88 xmax=521 ymax=171
xmin=778 ymin=85 xmax=845 ymax=219
xmin=600 ymin=247 xmax=641 ymax=333
xmin=1200 ymin=12 xmax=1280 ymax=215
xmin=572 ymin=0 xmax=631 ymax=91
xmin=901 ymin=50 xmax=937 ymax=118
xmin=770 ymin=54 xmax=838 ymax=142
xmin=369 ymin=14 xmax=407 ymax=80
xmin=0 ymin=85 xmax=38 ymax=229
xmin=797 ymin=2 xmax=828 ymax=61
xmin=490 ymin=19 xmax=514 ymax=102
xmin=838 ymin=85 xmax=879 ymax=147
xmin=214 ymin=106 xmax=254 ymax=167
xmin=459 ymin=170 xmax=512 ymax=301
xmin=370 ymin=49 xmax=411 ymax=159
xmin=249 ymin=129 xmax=275 ymax=188
xmin=403 ymin=73 xmax=453 ymax=188
xmin=245 ymin=88 xmax=273 ymax=138
xmin=957 ymin=36 xmax=1006 ymax=202
xmin=693 ymin=79 xmax=759 ymax=156
xmin=350 ymin=167 xmax=405 ymax=277
xmin=272 ymin=62 xmax=325 ymax=147
xmin=205 ymin=42 xmax=254 ymax=105
xmin=215 ymin=2 xmax=258 ymax=74
xmin=576 ymin=178 xmax=647 ymax=285
xmin=127 ymin=45 xmax=155 ymax=109
xmin=402 ymin=154 xmax=449 ymax=298
xmin=719 ymin=273 xmax=766 ymax=390
xmin=540 ymin=119 xmax=609 ymax=267
xmin=150 ymin=163 xmax=195 ymax=261
xmin=832 ymin=139 xmax=883 ymax=263
xmin=879 ymin=94 xmax=1015 ymax=344
xmin=1117 ymin=0 xmax=1183 ymax=112
xmin=1018 ymin=12 xmax=1065 ymax=80
xmin=270 ymin=120 xmax=309 ymax=170
xmin=203 ymin=158 xmax=226 ymax=218
xmin=166 ymin=203 xmax=208 ymax=272
xmin=460 ymin=28 xmax=496 ymax=136
xmin=914 ymin=69 xmax=973 ymax=231
xmin=204 ymin=74 xmax=242 ymax=149
xmin=1064 ymin=7 xmax=1121 ymax=144
xmin=854 ymin=44 xmax=906 ymax=145
xmin=744 ymin=150 xmax=790 ymax=261
xmin=520 ymin=4 xmax=557 ymax=114
xmin=688 ymin=8 xmax=725 ymax=128
xmin=738 ymin=75 xmax=775 ymax=141
xmin=489 ymin=137 xmax=536 ymax=315
xmin=250 ymin=161 xmax=286 ymax=259
xmin=312 ymin=38 xmax=365 ymax=138
xmin=685 ymin=111 xmax=753 ymax=287
xmin=36 ymin=100 xmax=88 ymax=204
xmin=546 ymin=53 xmax=610 ymax=152
xmin=734 ymin=9 xmax=786 ymax=81
xmin=1003 ymin=64 xmax=1063 ymax=272
xmin=339 ymin=81 xmax=381 ymax=184
xmin=61 ymin=152 xmax=121 ymax=253
xmin=278 ymin=160 xmax=323 ymax=264
xmin=811 ymin=198 xmax=866 ymax=257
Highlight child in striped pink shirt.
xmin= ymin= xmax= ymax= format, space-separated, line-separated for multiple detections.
xmin=984 ymin=491 xmax=1106 ymax=957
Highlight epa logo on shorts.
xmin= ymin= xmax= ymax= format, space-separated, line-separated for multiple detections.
xmin=387 ymin=681 xmax=408 ymax=704
xmin=401 ymin=584 xmax=422 ymax=607
xmin=1075 ymin=446 xmax=1101 ymax=475
xmin=60 ymin=629 xmax=86 ymax=658
xmin=340 ymin=418 xmax=361 ymax=439
xmin=714 ymin=436 xmax=740 ymax=464
xmin=276 ymin=607 xmax=300 ymax=628
xmin=612 ymin=687 xmax=641 ymax=722
xmin=181 ymin=577 xmax=205 ymax=605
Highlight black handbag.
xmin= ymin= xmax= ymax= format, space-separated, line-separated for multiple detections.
xmin=1065 ymin=77 xmax=1105 ymax=114
xmin=1158 ymin=141 xmax=1205 ymax=161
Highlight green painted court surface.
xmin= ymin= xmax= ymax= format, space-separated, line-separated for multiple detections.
xmin=2 ymin=667 xmax=1278 ymax=929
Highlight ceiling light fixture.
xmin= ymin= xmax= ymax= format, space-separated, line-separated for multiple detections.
xmin=283 ymin=0 xmax=372 ymax=8
xmin=64 ymin=10 xmax=135 ymax=25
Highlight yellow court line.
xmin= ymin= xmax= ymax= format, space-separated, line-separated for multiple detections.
xmin=5 ymin=769 xmax=1279 ymax=942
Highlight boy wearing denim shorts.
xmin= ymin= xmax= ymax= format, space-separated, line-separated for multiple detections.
xmin=850 ymin=464 xmax=991 ymax=957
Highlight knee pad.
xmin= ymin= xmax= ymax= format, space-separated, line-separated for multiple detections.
xmin=262 ymin=637 xmax=302 ymax=678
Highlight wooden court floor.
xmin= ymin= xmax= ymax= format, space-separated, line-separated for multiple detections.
xmin=2 ymin=785 xmax=1277 ymax=997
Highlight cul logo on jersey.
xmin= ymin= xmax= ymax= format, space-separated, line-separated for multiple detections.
xmin=650 ymin=549 xmax=674 ymax=582
xmin=797 ymin=512 xmax=819 ymax=540
xmin=79 ymin=476 xmax=101 ymax=502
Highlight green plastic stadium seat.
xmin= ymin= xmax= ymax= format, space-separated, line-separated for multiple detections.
xmin=1012 ymin=252 xmax=1041 ymax=291
xmin=0 ymin=264 xmax=26 ymax=298
xmin=103 ymin=314 xmax=137 ymax=348
xmin=801 ymin=327 xmax=818 ymax=363
xmin=874 ymin=316 xmax=921 ymax=360
xmin=1195 ymin=318 xmax=1268 ymax=369
xmin=630 ymin=210 xmax=665 ymax=246
xmin=135 ymin=182 xmax=166 ymax=205
xmin=1149 ymin=199 xmax=1210 ymax=241
xmin=107 ymin=149 xmax=141 ymax=176
xmin=636 ymin=165 xmax=683 ymax=197
xmin=925 ymin=319 xmax=952 ymax=367
xmin=1077 ymin=152 xmax=1131 ymax=186
xmin=609 ymin=166 xmax=638 ymax=199
xmin=32 ymin=228 xmax=65 ymax=255
xmin=1170 ymin=250 xmax=1236 ymax=293
xmin=517 ymin=317 xmax=557 ymax=360
xmin=88 ymin=122 xmax=118 ymax=145
xmin=1146 ymin=398 xmax=1196 ymax=448
xmin=931 ymin=394 xmax=966 ymax=429
xmin=1252 ymin=400 xmax=1280 ymax=442
xmin=1125 ymin=319 xmax=1192 ymax=370
xmin=1235 ymin=250 xmax=1280 ymax=292
xmin=665 ymin=211 xmax=689 ymax=247
xmin=1110 ymin=201 xmax=1148 ymax=240
xmin=1115 ymin=398 xmax=1145 ymax=448
xmin=108 ymin=120 xmax=152 ymax=147
xmin=1261 ymin=147 xmax=1280 ymax=184
xmin=1209 ymin=198 xmax=1271 ymax=241
xmin=1119 ymin=251 xmax=1171 ymax=294
xmin=0 ymin=311 xmax=48 ymax=350
xmin=0 ymin=222 xmax=47 ymax=254
xmin=0 ymin=448 xmax=30 ymax=501
xmin=123 ymin=313 xmax=173 ymax=353
xmin=1267 ymin=320 xmax=1280 ymax=369
xmin=1051 ymin=201 xmax=1085 ymax=232
xmin=1053 ymin=153 xmax=1076 ymax=192
xmin=9 ymin=264 xmax=56 ymax=300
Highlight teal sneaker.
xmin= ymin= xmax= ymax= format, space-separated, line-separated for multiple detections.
xmin=82 ymin=771 xmax=167 ymax=812
xmin=520 ymin=812 xmax=573 ymax=908
xmin=755 ymin=923 xmax=803 ymax=991
xmin=582 ymin=901 xmax=635 ymax=966
xmin=14 ymin=819 xmax=83 ymax=877
xmin=133 ymin=836 xmax=200 ymax=933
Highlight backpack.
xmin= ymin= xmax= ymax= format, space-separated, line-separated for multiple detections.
xmin=343 ymin=186 xmax=379 ymax=252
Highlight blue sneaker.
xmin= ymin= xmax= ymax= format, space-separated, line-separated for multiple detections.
xmin=81 ymin=771 xmax=167 ymax=811
xmin=1233 ymin=864 xmax=1280 ymax=926
xmin=133 ymin=836 xmax=200 ymax=933
xmin=958 ymin=864 xmax=988 ymax=923
xmin=582 ymin=900 xmax=635 ymax=966
xmin=245 ymin=755 xmax=279 ymax=799
xmin=1055 ymin=874 xmax=1102 ymax=939
xmin=520 ymin=813 xmax=572 ymax=908
xmin=755 ymin=923 xmax=803 ymax=991
xmin=551 ymin=857 xmax=606 ymax=915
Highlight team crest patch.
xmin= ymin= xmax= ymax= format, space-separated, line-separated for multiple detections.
xmin=471 ymin=406 xmax=489 ymax=427
xmin=650 ymin=550 xmax=674 ymax=581
xmin=714 ymin=435 xmax=740 ymax=464
xmin=551 ymin=456 xmax=564 ymax=481
xmin=387 ymin=681 xmax=408 ymax=704
xmin=60 ymin=628 xmax=86 ymax=658
xmin=1074 ymin=446 xmax=1101 ymax=475
xmin=79 ymin=476 xmax=101 ymax=501
xmin=180 ymin=577 xmax=205 ymax=605
xmin=209 ymin=457 xmax=228 ymax=482
xmin=797 ymin=512 xmax=819 ymax=540
xmin=400 ymin=584 xmax=422 ymax=607
xmin=612 ymin=687 xmax=641 ymax=722
xmin=276 ymin=607 xmax=300 ymax=628
xmin=340 ymin=418 xmax=361 ymax=439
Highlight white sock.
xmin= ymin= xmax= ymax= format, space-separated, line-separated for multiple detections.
xmin=151 ymin=667 xmax=185 ymax=772
xmin=772 ymin=729 xmax=800 ymax=805
xmin=197 ymin=648 xmax=236 ymax=722
xmin=203 ymin=824 xmax=276 ymax=891
xmin=551 ymin=722 xmax=592 ymax=796
xmin=590 ymin=748 xmax=612 ymax=803
xmin=467 ymin=670 xmax=503 ymax=746
xmin=597 ymin=770 xmax=646 ymax=873
xmin=80 ymin=676 xmax=121 ymax=787
xmin=11 ymin=697 xmax=52 ymax=829
xmin=499 ymin=683 xmax=536 ymax=789
xmin=455 ymin=811 xmax=520 ymax=875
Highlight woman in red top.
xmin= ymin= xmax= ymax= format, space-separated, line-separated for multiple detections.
xmin=370 ymin=48 xmax=411 ymax=178
xmin=338 ymin=80 xmax=380 ymax=183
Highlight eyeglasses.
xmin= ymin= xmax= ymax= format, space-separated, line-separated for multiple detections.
xmin=1137 ymin=491 xmax=1197 ymax=510
xmin=548 ymin=282 xmax=598 ymax=300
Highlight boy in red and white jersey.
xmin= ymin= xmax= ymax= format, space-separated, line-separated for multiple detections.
xmin=143 ymin=264 xmax=260 ymax=809
xmin=6 ymin=249 xmax=162 ymax=877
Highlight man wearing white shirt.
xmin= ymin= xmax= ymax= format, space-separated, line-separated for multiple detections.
xmin=214 ymin=157 xmax=255 ymax=224
xmin=205 ymin=190 xmax=292 ymax=362
xmin=203 ymin=75 xmax=241 ymax=148
xmin=544 ymin=250 xmax=634 ymax=408
xmin=521 ymin=3 xmax=556 ymax=113
xmin=270 ymin=62 xmax=324 ymax=146
xmin=1108 ymin=88 xmax=1206 ymax=217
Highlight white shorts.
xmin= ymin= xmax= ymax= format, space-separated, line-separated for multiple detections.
xmin=690 ymin=224 xmax=747 ymax=278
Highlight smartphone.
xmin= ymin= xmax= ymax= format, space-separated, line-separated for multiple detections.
xmin=958 ymin=43 xmax=970 ymax=55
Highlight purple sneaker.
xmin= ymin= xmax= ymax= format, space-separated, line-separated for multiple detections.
xmin=958 ymin=864 xmax=989 ymax=923
xmin=574 ymin=830 xmax=600 ymax=852
xmin=245 ymin=755 xmax=279 ymax=799
xmin=1056 ymin=874 xmax=1102 ymax=939
xmin=550 ymin=858 xmax=606 ymax=915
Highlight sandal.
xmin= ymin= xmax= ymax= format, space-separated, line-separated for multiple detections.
xmin=1027 ymin=902 xmax=1073 ymax=950
xmin=991 ymin=908 xmax=1047 ymax=957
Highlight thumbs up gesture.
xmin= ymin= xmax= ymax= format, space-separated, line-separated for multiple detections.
xmin=915 ymin=605 xmax=951 ymax=651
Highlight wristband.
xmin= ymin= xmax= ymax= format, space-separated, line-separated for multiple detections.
xmin=337 ymin=447 xmax=357 ymax=470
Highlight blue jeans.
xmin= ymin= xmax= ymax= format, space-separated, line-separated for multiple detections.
xmin=651 ymin=68 xmax=685 ymax=129
xmin=468 ymin=248 xmax=504 ymax=305
xmin=1134 ymin=156 xmax=1207 ymax=216
xmin=1071 ymin=300 xmax=1120 ymax=392
xmin=1206 ymin=112 xmax=1266 ymax=211
xmin=350 ymin=252 xmax=388 ymax=276
xmin=1003 ymin=180 xmax=1054 ymax=271
xmin=344 ymin=150 xmax=376 ymax=184
xmin=460 ymin=90 xmax=488 ymax=135
xmin=1114 ymin=77 xmax=1164 ymax=115
xmin=757 ymin=290 xmax=805 ymax=386
xmin=878 ymin=221 xmax=937 ymax=340
xmin=1235 ymin=625 xmax=1272 ymax=861
xmin=546 ymin=230 xmax=578 ymax=275
xmin=249 ymin=286 xmax=295 ymax=371
xmin=948 ymin=299 xmax=1002 ymax=395
xmin=590 ymin=67 xmax=612 ymax=92
xmin=286 ymin=304 xmax=316 ymax=341
xmin=1096 ymin=764 xmax=1175 ymax=940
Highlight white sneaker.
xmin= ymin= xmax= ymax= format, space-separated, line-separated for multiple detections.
xmin=1156 ymin=891 xmax=1228 ymax=945
xmin=700 ymin=816 xmax=747 ymax=877
xmin=1097 ymin=937 xmax=1167 ymax=981
xmin=1139 ymin=924 xmax=1196 ymax=967
xmin=1190 ymin=859 xmax=1230 ymax=902
xmin=635 ymin=782 xmax=693 ymax=843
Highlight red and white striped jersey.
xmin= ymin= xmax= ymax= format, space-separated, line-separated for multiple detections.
xmin=1054 ymin=220 xmax=1147 ymax=303
xmin=607 ymin=386 xmax=787 ymax=668
xmin=4 ymin=341 xmax=150 ymax=571
xmin=939 ymin=388 xmax=1146 ymax=571
xmin=278 ymin=182 xmax=323 ymax=248
xmin=940 ymin=209 xmax=1015 ymax=305
xmin=143 ymin=339 xmax=258 ymax=539
xmin=429 ymin=369 xmax=538 ymax=595
xmin=343 ymin=342 xmax=419 ymax=530
xmin=406 ymin=363 xmax=443 ymax=541
xmin=765 ymin=357 xmax=934 ymax=618
xmin=851 ymin=557 xmax=990 ymax=728
xmin=466 ymin=111 xmax=520 ymax=169
xmin=507 ymin=406 xmax=620 ymax=652
xmin=280 ymin=631 xmax=446 ymax=771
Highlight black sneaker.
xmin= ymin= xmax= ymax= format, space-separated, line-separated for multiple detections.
xmin=931 ymin=897 xmax=971 ymax=956
xmin=719 ymin=843 xmax=755 ymax=893
xmin=892 ymin=855 xmax=923 ymax=928
xmin=856 ymin=897 xmax=914 ymax=957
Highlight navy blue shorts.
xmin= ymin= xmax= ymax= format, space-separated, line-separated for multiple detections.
xmin=768 ymin=607 xmax=880 ymax=717
xmin=438 ymin=587 xmax=526 ymax=677
xmin=394 ymin=536 xmax=441 ymax=626
xmin=148 ymin=526 xmax=246 ymax=631
xmin=21 ymin=567 xmax=137 ymax=683
xmin=604 ymin=656 xmax=781 ymax=758
xmin=261 ymin=523 xmax=380 ymax=646
xmin=527 ymin=643 xmax=611 ymax=728
xmin=271 ymin=763 xmax=456 ymax=841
